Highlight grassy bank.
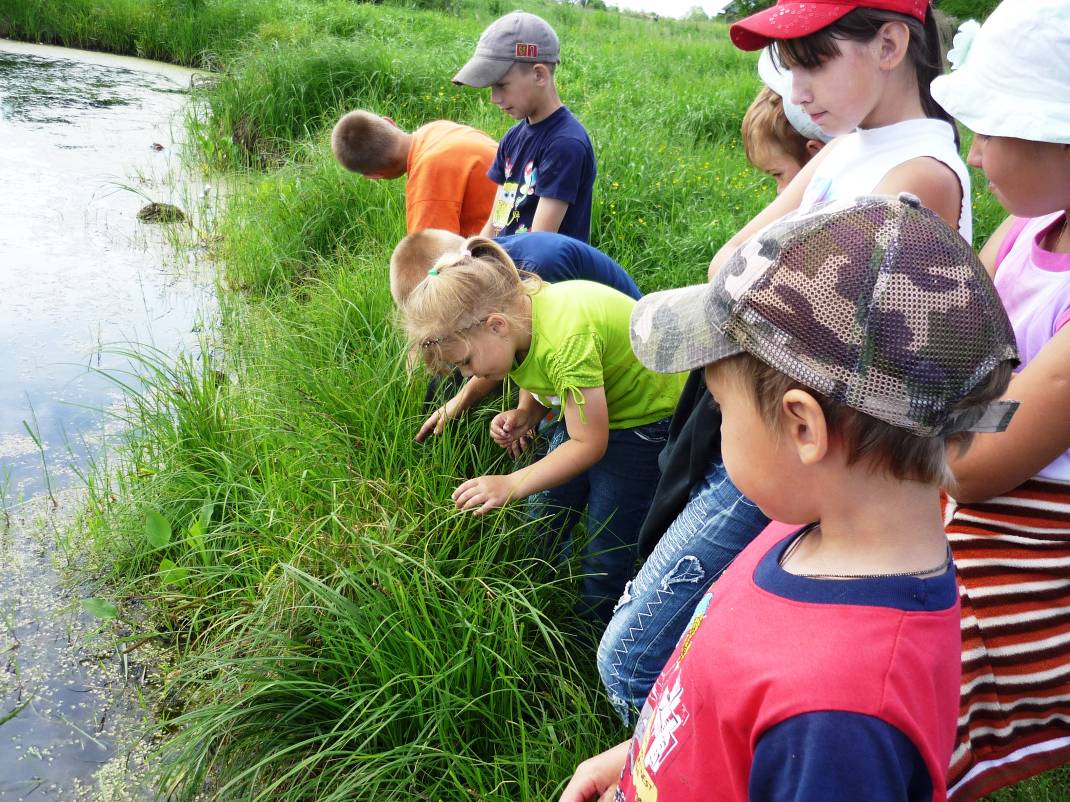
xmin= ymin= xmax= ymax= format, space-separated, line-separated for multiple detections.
xmin=3 ymin=0 xmax=1063 ymax=800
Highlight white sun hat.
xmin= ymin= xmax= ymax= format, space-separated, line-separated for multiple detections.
xmin=757 ymin=48 xmax=833 ymax=143
xmin=931 ymin=0 xmax=1070 ymax=144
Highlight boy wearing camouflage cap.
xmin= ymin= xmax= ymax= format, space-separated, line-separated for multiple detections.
xmin=560 ymin=195 xmax=1019 ymax=802
xmin=453 ymin=11 xmax=595 ymax=243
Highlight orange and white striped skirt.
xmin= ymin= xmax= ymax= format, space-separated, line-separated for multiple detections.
xmin=946 ymin=479 xmax=1070 ymax=801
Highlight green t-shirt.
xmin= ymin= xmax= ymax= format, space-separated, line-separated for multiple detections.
xmin=510 ymin=280 xmax=686 ymax=429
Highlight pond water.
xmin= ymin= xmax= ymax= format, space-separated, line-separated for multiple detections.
xmin=0 ymin=40 xmax=212 ymax=799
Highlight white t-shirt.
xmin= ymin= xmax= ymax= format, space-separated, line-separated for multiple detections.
xmin=801 ymin=118 xmax=972 ymax=244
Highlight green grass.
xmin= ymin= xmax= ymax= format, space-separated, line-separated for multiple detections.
xmin=1 ymin=0 xmax=1057 ymax=799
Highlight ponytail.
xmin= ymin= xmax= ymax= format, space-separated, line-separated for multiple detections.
xmin=401 ymin=237 xmax=540 ymax=374
xmin=918 ymin=7 xmax=960 ymax=147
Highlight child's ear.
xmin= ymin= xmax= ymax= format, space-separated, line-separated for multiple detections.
xmin=805 ymin=139 xmax=824 ymax=157
xmin=876 ymin=20 xmax=910 ymax=70
xmin=781 ymin=389 xmax=828 ymax=465
xmin=485 ymin=313 xmax=509 ymax=336
xmin=532 ymin=63 xmax=550 ymax=86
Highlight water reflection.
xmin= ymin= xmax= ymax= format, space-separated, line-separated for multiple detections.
xmin=0 ymin=41 xmax=210 ymax=800
xmin=0 ymin=43 xmax=208 ymax=496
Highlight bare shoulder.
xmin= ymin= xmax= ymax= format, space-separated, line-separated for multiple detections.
xmin=874 ymin=157 xmax=963 ymax=230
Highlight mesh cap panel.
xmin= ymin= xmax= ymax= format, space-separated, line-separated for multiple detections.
xmin=631 ymin=194 xmax=1019 ymax=436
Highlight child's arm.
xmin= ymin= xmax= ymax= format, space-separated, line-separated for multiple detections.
xmin=558 ymin=740 xmax=630 ymax=802
xmin=751 ymin=712 xmax=932 ymax=802
xmin=707 ymin=142 xmax=834 ymax=279
xmin=978 ymin=215 xmax=1017 ymax=277
xmin=453 ymin=387 xmax=609 ymax=516
xmin=948 ymin=325 xmax=1070 ymax=503
xmin=529 ymin=196 xmax=569 ymax=234
xmin=415 ymin=376 xmax=500 ymax=443
xmin=479 ymin=214 xmax=496 ymax=239
xmin=872 ymin=157 xmax=963 ymax=234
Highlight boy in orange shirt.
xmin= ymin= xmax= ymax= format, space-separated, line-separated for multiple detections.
xmin=331 ymin=110 xmax=497 ymax=236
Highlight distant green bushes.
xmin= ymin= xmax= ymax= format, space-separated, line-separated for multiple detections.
xmin=937 ymin=0 xmax=1002 ymax=21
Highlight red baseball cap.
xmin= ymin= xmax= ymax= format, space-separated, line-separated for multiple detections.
xmin=729 ymin=0 xmax=930 ymax=51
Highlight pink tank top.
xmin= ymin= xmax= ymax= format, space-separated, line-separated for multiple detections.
xmin=993 ymin=212 xmax=1070 ymax=481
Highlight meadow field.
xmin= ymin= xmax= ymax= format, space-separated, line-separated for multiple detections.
xmin=1 ymin=0 xmax=1065 ymax=799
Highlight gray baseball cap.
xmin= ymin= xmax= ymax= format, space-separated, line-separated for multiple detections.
xmin=453 ymin=11 xmax=560 ymax=88
xmin=630 ymin=194 xmax=1019 ymax=437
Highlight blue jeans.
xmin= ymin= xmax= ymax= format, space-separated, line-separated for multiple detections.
xmin=532 ymin=417 xmax=671 ymax=628
xmin=596 ymin=459 xmax=769 ymax=724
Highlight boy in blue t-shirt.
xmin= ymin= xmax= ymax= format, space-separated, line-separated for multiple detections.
xmin=389 ymin=228 xmax=638 ymax=441
xmin=453 ymin=11 xmax=595 ymax=243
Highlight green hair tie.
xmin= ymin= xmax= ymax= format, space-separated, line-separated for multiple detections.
xmin=427 ymin=268 xmax=439 ymax=276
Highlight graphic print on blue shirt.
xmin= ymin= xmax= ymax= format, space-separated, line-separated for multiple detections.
xmin=487 ymin=105 xmax=595 ymax=242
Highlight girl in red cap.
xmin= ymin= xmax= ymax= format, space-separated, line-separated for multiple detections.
xmin=714 ymin=0 xmax=969 ymax=264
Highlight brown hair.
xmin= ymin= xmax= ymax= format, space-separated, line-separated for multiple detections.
xmin=774 ymin=6 xmax=958 ymax=144
xmin=720 ymin=352 xmax=1014 ymax=487
xmin=389 ymin=229 xmax=466 ymax=306
xmin=507 ymin=60 xmax=557 ymax=78
xmin=330 ymin=110 xmax=406 ymax=175
xmin=741 ymin=86 xmax=812 ymax=168
xmin=401 ymin=236 xmax=541 ymax=374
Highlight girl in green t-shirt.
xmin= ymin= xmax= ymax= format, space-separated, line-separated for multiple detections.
xmin=402 ymin=237 xmax=683 ymax=625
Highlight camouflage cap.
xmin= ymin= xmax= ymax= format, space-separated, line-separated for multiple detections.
xmin=630 ymin=194 xmax=1020 ymax=437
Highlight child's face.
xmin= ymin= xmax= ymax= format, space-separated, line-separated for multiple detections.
xmin=787 ymin=40 xmax=882 ymax=137
xmin=750 ymin=144 xmax=805 ymax=194
xmin=704 ymin=361 xmax=792 ymax=520
xmin=967 ymin=134 xmax=1070 ymax=218
xmin=441 ymin=324 xmax=516 ymax=381
xmin=490 ymin=64 xmax=541 ymax=121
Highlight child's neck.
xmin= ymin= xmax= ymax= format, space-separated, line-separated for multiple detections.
xmin=527 ymin=90 xmax=562 ymax=125
xmin=510 ymin=295 xmax=534 ymax=358
xmin=1042 ymin=210 xmax=1070 ymax=254
xmin=396 ymin=132 xmax=414 ymax=170
xmin=783 ymin=466 xmax=947 ymax=579
xmin=859 ymin=71 xmax=928 ymax=131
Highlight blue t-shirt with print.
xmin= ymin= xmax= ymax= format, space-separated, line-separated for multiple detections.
xmin=487 ymin=105 xmax=595 ymax=242
xmin=495 ymin=233 xmax=640 ymax=300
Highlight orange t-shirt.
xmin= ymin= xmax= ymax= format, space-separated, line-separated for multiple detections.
xmin=405 ymin=120 xmax=497 ymax=236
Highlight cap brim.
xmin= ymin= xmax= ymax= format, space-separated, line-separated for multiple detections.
xmin=630 ymin=283 xmax=742 ymax=374
xmin=932 ymin=70 xmax=1070 ymax=145
xmin=730 ymin=3 xmax=853 ymax=51
xmin=452 ymin=56 xmax=514 ymax=88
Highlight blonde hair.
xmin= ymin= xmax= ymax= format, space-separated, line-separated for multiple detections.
xmin=741 ymin=87 xmax=812 ymax=168
xmin=330 ymin=109 xmax=406 ymax=175
xmin=720 ymin=352 xmax=1015 ymax=488
xmin=390 ymin=229 xmax=466 ymax=306
xmin=401 ymin=236 xmax=542 ymax=374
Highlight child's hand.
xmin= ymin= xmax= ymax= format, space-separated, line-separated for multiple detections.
xmin=490 ymin=408 xmax=539 ymax=458
xmin=452 ymin=474 xmax=519 ymax=516
xmin=416 ymin=406 xmax=449 ymax=443
xmin=415 ymin=394 xmax=463 ymax=443
xmin=558 ymin=741 xmax=630 ymax=802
